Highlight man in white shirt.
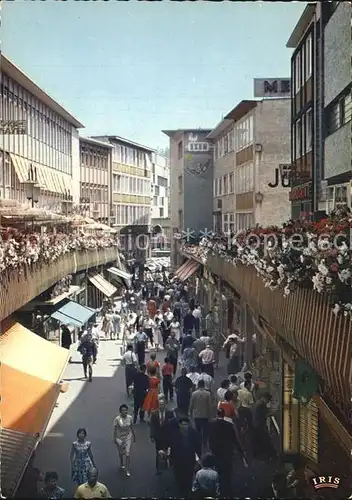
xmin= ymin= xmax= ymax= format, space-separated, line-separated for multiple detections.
xmin=239 ymin=372 xmax=255 ymax=392
xmin=121 ymin=344 xmax=138 ymax=396
xmin=187 ymin=366 xmax=201 ymax=388
xmin=164 ymin=308 xmax=174 ymax=323
xmin=192 ymin=306 xmax=202 ymax=336
xmin=198 ymin=369 xmax=213 ymax=392
xmin=198 ymin=345 xmax=215 ymax=378
xmin=170 ymin=319 xmax=181 ymax=341
xmin=237 ymin=380 xmax=254 ymax=430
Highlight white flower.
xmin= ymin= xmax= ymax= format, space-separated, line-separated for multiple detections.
xmin=338 ymin=269 xmax=351 ymax=282
xmin=317 ymin=262 xmax=329 ymax=276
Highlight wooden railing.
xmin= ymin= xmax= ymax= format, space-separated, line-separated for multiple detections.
xmin=183 ymin=249 xmax=352 ymax=426
xmin=0 ymin=247 xmax=119 ymax=322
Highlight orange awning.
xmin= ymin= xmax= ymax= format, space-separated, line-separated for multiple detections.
xmin=0 ymin=321 xmax=69 ymax=497
xmin=175 ymin=259 xmax=200 ymax=282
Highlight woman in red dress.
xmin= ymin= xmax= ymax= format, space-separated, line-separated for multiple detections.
xmin=143 ymin=366 xmax=160 ymax=420
xmin=148 ymin=298 xmax=157 ymax=319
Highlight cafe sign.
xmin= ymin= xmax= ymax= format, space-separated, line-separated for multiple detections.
xmin=289 ymin=183 xmax=312 ymax=202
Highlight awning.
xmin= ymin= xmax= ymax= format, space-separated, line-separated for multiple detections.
xmin=9 ymin=153 xmax=70 ymax=194
xmin=9 ymin=153 xmax=30 ymax=183
xmin=0 ymin=321 xmax=69 ymax=497
xmin=108 ymin=267 xmax=133 ymax=281
xmin=88 ymin=273 xmax=117 ymax=297
xmin=51 ymin=300 xmax=96 ymax=328
xmin=175 ymin=259 xmax=200 ymax=282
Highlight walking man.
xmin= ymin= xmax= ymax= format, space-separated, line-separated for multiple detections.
xmin=134 ymin=327 xmax=148 ymax=365
xmin=121 ymin=344 xmax=138 ymax=397
xmin=198 ymin=344 xmax=215 ymax=378
xmin=133 ymin=364 xmax=149 ymax=423
xmin=165 ymin=331 xmax=180 ymax=375
xmin=78 ymin=333 xmax=97 ymax=382
xmin=189 ymin=379 xmax=212 ymax=451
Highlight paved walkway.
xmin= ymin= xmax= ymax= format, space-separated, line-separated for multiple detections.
xmin=32 ymin=339 xmax=280 ymax=498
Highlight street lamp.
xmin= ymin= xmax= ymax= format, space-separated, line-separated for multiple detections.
xmin=61 ymin=189 xmax=73 ymax=216
xmin=23 ymin=165 xmax=40 ymax=207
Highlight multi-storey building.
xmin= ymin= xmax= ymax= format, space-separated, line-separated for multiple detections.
xmin=0 ymin=55 xmax=83 ymax=209
xmin=92 ymin=135 xmax=154 ymax=263
xmin=79 ymin=137 xmax=112 ymax=223
xmin=287 ymin=2 xmax=351 ymax=218
xmin=208 ymin=99 xmax=291 ymax=233
xmin=150 ymin=151 xmax=171 ymax=255
xmin=163 ymin=128 xmax=213 ymax=266
xmin=151 ymin=152 xmax=169 ymax=220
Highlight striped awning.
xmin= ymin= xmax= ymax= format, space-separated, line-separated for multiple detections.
xmin=9 ymin=153 xmax=31 ymax=183
xmin=88 ymin=273 xmax=117 ymax=297
xmin=175 ymin=259 xmax=200 ymax=282
xmin=9 ymin=153 xmax=71 ymax=195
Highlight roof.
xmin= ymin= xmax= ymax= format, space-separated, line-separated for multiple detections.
xmin=79 ymin=136 xmax=113 ymax=148
xmin=286 ymin=3 xmax=316 ymax=48
xmin=207 ymin=100 xmax=257 ymax=140
xmin=91 ymin=135 xmax=155 ymax=152
xmin=1 ymin=54 xmax=84 ymax=129
xmin=162 ymin=128 xmax=212 ymax=138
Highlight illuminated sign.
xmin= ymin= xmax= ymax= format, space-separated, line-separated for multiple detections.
xmin=289 ymin=183 xmax=312 ymax=202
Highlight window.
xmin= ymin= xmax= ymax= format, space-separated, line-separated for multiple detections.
xmin=178 ymin=175 xmax=183 ymax=192
xmin=234 ymin=115 xmax=254 ymax=152
xmin=159 ymin=207 xmax=164 ymax=217
xmin=229 ymin=214 xmax=235 ymax=232
xmin=305 ymin=34 xmax=312 ymax=81
xmin=218 ymin=177 xmax=222 ymax=196
xmin=155 ymin=185 xmax=160 ymax=196
xmin=178 ymin=141 xmax=183 ymax=160
xmin=294 ymin=51 xmax=301 ymax=95
xmin=305 ymin=109 xmax=312 ymax=153
xmin=224 ymin=135 xmax=228 ymax=154
xmin=229 ymin=173 xmax=234 ymax=193
xmin=178 ymin=209 xmax=183 ymax=229
xmin=228 ymin=131 xmax=234 ymax=152
xmin=160 ymin=197 xmax=164 ymax=206
xmin=223 ymin=213 xmax=229 ymax=233
xmin=236 ymin=212 xmax=253 ymax=231
xmin=188 ymin=142 xmax=209 ymax=152
xmin=295 ymin=119 xmax=302 ymax=159
xmin=157 ymin=175 xmax=168 ymax=188
xmin=326 ymin=184 xmax=350 ymax=214
xmin=153 ymin=196 xmax=158 ymax=206
xmin=342 ymin=91 xmax=352 ymax=124
xmin=213 ymin=179 xmax=217 ymax=196
xmin=223 ymin=175 xmax=228 ymax=195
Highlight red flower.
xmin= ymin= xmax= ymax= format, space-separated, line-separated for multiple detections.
xmin=330 ymin=263 xmax=339 ymax=273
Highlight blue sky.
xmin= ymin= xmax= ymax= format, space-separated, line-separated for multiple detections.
xmin=3 ymin=1 xmax=304 ymax=149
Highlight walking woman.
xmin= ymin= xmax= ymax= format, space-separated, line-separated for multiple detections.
xmin=143 ymin=366 xmax=161 ymax=420
xmin=70 ymin=428 xmax=96 ymax=486
xmin=154 ymin=318 xmax=164 ymax=352
xmin=113 ymin=404 xmax=136 ymax=477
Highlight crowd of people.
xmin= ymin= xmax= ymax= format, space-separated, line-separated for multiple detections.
xmin=18 ymin=267 xmax=309 ymax=499
xmin=0 ymin=226 xmax=119 ymax=274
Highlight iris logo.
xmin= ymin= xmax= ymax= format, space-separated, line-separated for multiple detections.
xmin=311 ymin=476 xmax=340 ymax=490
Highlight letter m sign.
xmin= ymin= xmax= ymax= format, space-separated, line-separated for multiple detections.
xmin=264 ymin=80 xmax=278 ymax=94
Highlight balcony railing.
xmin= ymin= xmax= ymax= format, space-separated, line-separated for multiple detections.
xmin=182 ymin=247 xmax=352 ymax=426
xmin=0 ymin=246 xmax=119 ymax=322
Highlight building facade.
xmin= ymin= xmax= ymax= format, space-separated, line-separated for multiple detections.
xmin=92 ymin=135 xmax=153 ymax=263
xmin=209 ymin=99 xmax=291 ymax=233
xmin=287 ymin=2 xmax=351 ymax=219
xmin=79 ymin=137 xmax=112 ymax=223
xmin=0 ymin=55 xmax=83 ymax=209
xmin=163 ymin=129 xmax=213 ymax=266
xmin=151 ymin=152 xmax=169 ymax=220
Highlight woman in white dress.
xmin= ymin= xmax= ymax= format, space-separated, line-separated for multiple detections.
xmin=170 ymin=319 xmax=181 ymax=341
xmin=113 ymin=404 xmax=135 ymax=477
xmin=154 ymin=317 xmax=164 ymax=352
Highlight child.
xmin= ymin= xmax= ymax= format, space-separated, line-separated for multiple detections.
xmin=192 ymin=452 xmax=220 ymax=498
xmin=162 ymin=357 xmax=174 ymax=402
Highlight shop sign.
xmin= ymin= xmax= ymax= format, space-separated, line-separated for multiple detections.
xmin=253 ymin=78 xmax=291 ymax=98
xmin=289 ymin=183 xmax=311 ymax=202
